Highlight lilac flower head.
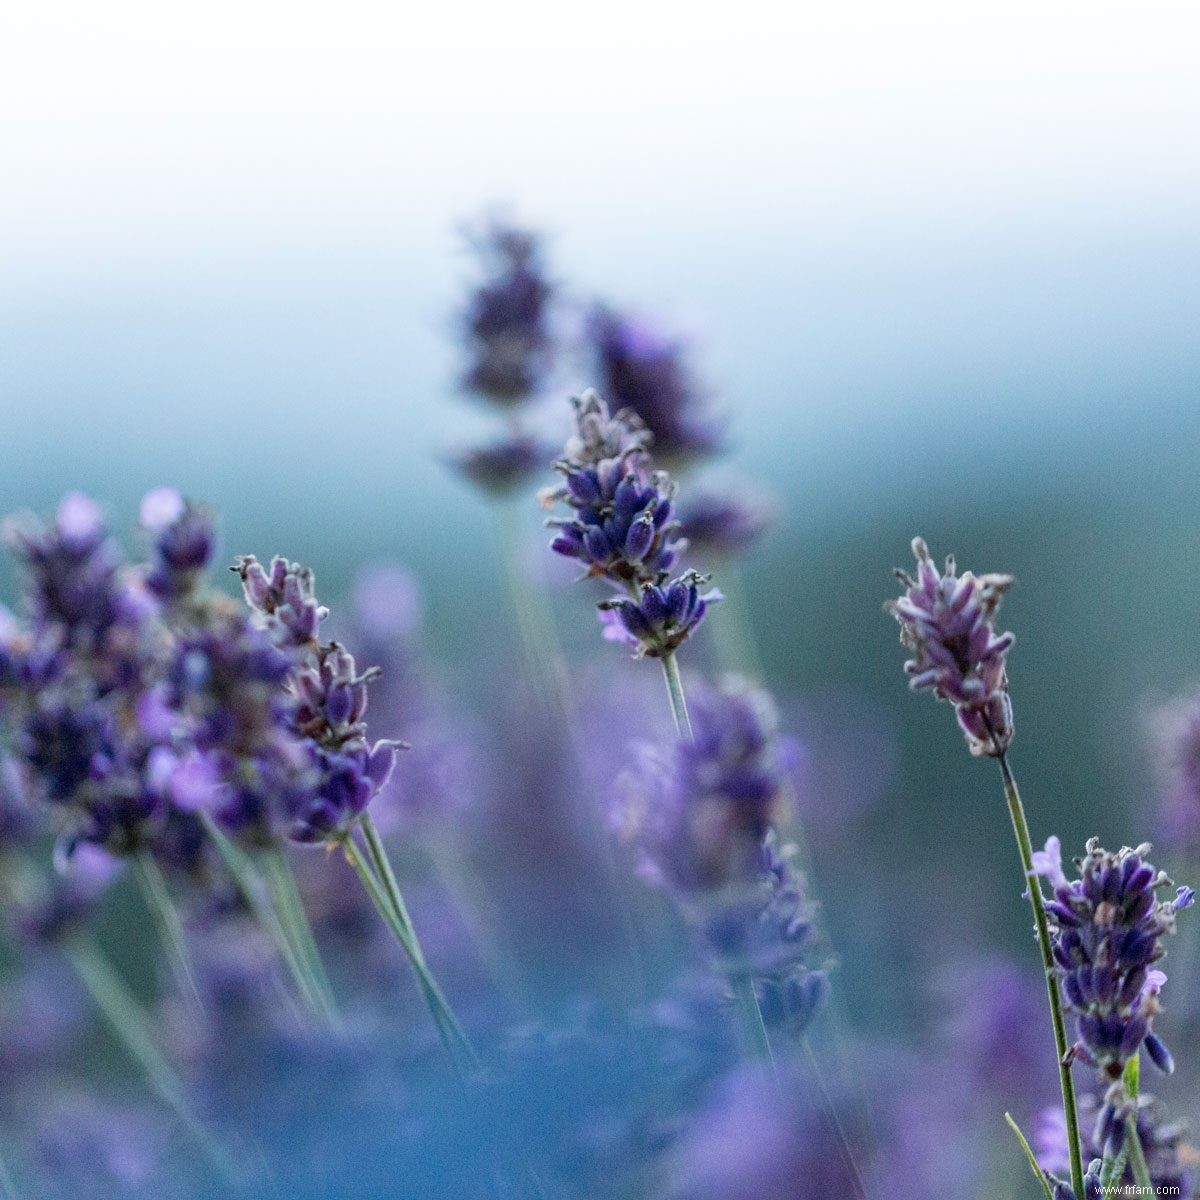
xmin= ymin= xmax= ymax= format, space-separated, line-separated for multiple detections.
xmin=140 ymin=487 xmax=216 ymax=601
xmin=1036 ymin=836 xmax=1194 ymax=1153
xmin=459 ymin=217 xmax=554 ymax=407
xmin=886 ymin=536 xmax=1015 ymax=756
xmin=589 ymin=306 xmax=722 ymax=463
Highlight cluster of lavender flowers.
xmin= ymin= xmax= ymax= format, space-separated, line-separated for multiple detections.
xmin=543 ymin=390 xmax=720 ymax=658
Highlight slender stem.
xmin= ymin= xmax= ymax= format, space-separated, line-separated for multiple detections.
xmin=731 ymin=973 xmax=779 ymax=1080
xmin=1126 ymin=1114 xmax=1154 ymax=1191
xmin=133 ymin=849 xmax=201 ymax=1006
xmin=198 ymin=813 xmax=331 ymax=1024
xmin=261 ymin=849 xmax=339 ymax=1025
xmin=62 ymin=934 xmax=236 ymax=1185
xmin=660 ymin=653 xmax=693 ymax=740
xmin=993 ymin=746 xmax=1086 ymax=1200
xmin=802 ymin=1038 xmax=868 ymax=1200
xmin=343 ymin=835 xmax=478 ymax=1077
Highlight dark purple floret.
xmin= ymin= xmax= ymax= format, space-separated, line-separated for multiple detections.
xmin=451 ymin=431 xmax=555 ymax=496
xmin=1035 ymin=836 xmax=1194 ymax=1154
xmin=887 ymin=536 xmax=1015 ymax=756
xmin=677 ymin=491 xmax=774 ymax=561
xmin=589 ymin=307 xmax=722 ymax=463
xmin=140 ymin=487 xmax=216 ymax=601
xmin=233 ymin=554 xmax=328 ymax=648
xmin=599 ymin=571 xmax=720 ymax=660
xmin=460 ymin=218 xmax=555 ymax=407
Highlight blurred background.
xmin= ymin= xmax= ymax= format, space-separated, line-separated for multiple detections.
xmin=3 ymin=2 xmax=1200 ymax=1195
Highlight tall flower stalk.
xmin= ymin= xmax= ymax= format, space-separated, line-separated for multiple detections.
xmin=886 ymin=537 xmax=1086 ymax=1200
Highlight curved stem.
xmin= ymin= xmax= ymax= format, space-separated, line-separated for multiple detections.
xmin=802 ymin=1037 xmax=868 ymax=1200
xmin=993 ymin=746 xmax=1086 ymax=1200
xmin=1126 ymin=1114 xmax=1154 ymax=1192
xmin=660 ymin=653 xmax=693 ymax=740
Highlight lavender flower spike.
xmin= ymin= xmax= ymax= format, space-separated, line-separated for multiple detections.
xmin=887 ymin=536 xmax=1015 ymax=756
xmin=1036 ymin=835 xmax=1194 ymax=1155
xmin=599 ymin=571 xmax=721 ymax=660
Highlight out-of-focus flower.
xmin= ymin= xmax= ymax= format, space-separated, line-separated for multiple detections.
xmin=588 ymin=307 xmax=722 ymax=464
xmin=36 ymin=1094 xmax=169 ymax=1195
xmin=140 ymin=487 xmax=216 ymax=602
xmin=1147 ymin=689 xmax=1200 ymax=858
xmin=886 ymin=536 xmax=1015 ymax=756
xmin=459 ymin=218 xmax=555 ymax=408
xmin=677 ymin=490 xmax=775 ymax=561
xmin=449 ymin=431 xmax=556 ymax=497
xmin=617 ymin=678 xmax=827 ymax=1034
xmin=1035 ymin=835 xmax=1194 ymax=1153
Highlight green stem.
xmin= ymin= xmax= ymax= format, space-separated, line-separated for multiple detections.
xmin=261 ymin=849 xmax=339 ymax=1025
xmin=343 ymin=834 xmax=478 ymax=1078
xmin=994 ymin=747 xmax=1086 ymax=1200
xmin=62 ymin=934 xmax=235 ymax=1185
xmin=660 ymin=653 xmax=693 ymax=740
xmin=1126 ymin=1115 xmax=1153 ymax=1191
xmin=133 ymin=849 xmax=200 ymax=1006
xmin=1125 ymin=1051 xmax=1154 ymax=1192
xmin=198 ymin=814 xmax=333 ymax=1025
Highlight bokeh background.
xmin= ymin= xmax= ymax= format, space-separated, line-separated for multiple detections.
xmin=3 ymin=2 xmax=1200 ymax=1195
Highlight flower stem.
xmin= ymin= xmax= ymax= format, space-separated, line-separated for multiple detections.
xmin=261 ymin=848 xmax=340 ymax=1026
xmin=62 ymin=933 xmax=237 ymax=1186
xmin=133 ymin=849 xmax=201 ymax=1007
xmin=1124 ymin=1051 xmax=1155 ymax=1192
xmin=994 ymin=746 xmax=1086 ymax=1200
xmin=660 ymin=653 xmax=693 ymax=740
xmin=731 ymin=973 xmax=779 ymax=1079
xmin=343 ymin=830 xmax=478 ymax=1079
xmin=802 ymin=1037 xmax=868 ymax=1200
xmin=197 ymin=812 xmax=334 ymax=1026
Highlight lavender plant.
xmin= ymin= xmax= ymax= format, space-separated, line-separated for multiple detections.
xmin=886 ymin=536 xmax=1088 ymax=1198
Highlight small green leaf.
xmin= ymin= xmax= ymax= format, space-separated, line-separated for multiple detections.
xmin=1005 ymin=1112 xmax=1056 ymax=1200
